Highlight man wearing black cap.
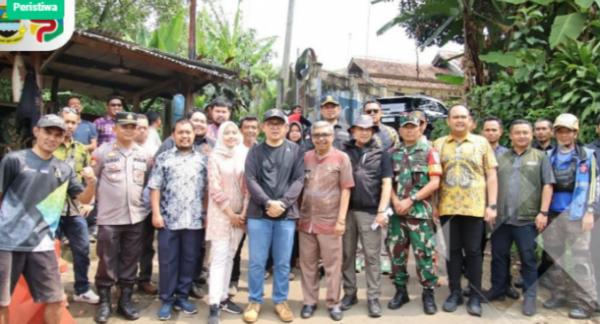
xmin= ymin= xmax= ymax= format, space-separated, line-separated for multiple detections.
xmin=341 ymin=115 xmax=392 ymax=317
xmin=0 ymin=114 xmax=96 ymax=324
xmin=92 ymin=112 xmax=154 ymax=323
xmin=310 ymin=96 xmax=350 ymax=150
xmin=243 ymin=109 xmax=305 ymax=323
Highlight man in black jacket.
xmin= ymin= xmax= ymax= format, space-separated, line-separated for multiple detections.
xmin=340 ymin=115 xmax=392 ymax=317
xmin=243 ymin=109 xmax=305 ymax=323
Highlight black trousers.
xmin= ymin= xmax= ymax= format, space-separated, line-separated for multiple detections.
xmin=95 ymin=223 xmax=144 ymax=288
xmin=442 ymin=215 xmax=484 ymax=294
xmin=137 ymin=214 xmax=155 ymax=283
xmin=193 ymin=228 xmax=207 ymax=284
xmin=231 ymin=234 xmax=246 ymax=284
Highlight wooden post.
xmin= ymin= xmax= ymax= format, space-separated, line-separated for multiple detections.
xmin=50 ymin=77 xmax=60 ymax=113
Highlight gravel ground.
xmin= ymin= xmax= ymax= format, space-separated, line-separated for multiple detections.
xmin=60 ymin=240 xmax=599 ymax=324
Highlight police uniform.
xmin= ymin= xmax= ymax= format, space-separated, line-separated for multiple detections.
xmin=92 ymin=112 xmax=153 ymax=322
xmin=388 ymin=114 xmax=440 ymax=291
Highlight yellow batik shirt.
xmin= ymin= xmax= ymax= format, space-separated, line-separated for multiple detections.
xmin=433 ymin=133 xmax=497 ymax=217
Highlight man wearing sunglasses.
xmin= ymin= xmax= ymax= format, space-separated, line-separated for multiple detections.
xmin=363 ymin=100 xmax=399 ymax=152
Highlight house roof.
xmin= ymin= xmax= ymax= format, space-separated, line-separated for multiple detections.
xmin=348 ymin=57 xmax=462 ymax=91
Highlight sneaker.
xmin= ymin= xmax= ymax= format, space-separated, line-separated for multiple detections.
xmin=174 ymin=298 xmax=198 ymax=315
xmin=243 ymin=303 xmax=261 ymax=323
xmin=228 ymin=281 xmax=238 ymax=296
xmin=274 ymin=302 xmax=294 ymax=322
xmin=220 ymin=298 xmax=243 ymax=314
xmin=264 ymin=271 xmax=271 ymax=280
xmin=289 ymin=272 xmax=296 ymax=281
xmin=381 ymin=258 xmax=391 ymax=274
xmin=157 ymin=302 xmax=173 ymax=321
xmin=73 ymin=289 xmax=100 ymax=304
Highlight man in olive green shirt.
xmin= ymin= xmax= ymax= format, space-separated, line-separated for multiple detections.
xmin=486 ymin=120 xmax=554 ymax=316
xmin=54 ymin=107 xmax=99 ymax=304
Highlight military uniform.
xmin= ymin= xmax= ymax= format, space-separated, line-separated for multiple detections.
xmin=388 ymin=138 xmax=441 ymax=289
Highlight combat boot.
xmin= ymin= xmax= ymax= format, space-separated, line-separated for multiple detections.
xmin=117 ymin=285 xmax=140 ymax=320
xmin=94 ymin=286 xmax=112 ymax=323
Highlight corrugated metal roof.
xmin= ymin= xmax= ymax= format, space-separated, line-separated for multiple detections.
xmin=74 ymin=30 xmax=236 ymax=80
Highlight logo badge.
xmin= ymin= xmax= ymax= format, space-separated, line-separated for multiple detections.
xmin=0 ymin=0 xmax=74 ymax=50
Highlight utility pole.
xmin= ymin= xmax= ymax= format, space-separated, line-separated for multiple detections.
xmin=185 ymin=0 xmax=197 ymax=115
xmin=188 ymin=0 xmax=197 ymax=60
xmin=277 ymin=0 xmax=295 ymax=108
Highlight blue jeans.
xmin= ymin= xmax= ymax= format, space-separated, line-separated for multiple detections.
xmin=247 ymin=218 xmax=296 ymax=304
xmin=58 ymin=216 xmax=91 ymax=294
xmin=157 ymin=228 xmax=203 ymax=303
xmin=490 ymin=223 xmax=538 ymax=298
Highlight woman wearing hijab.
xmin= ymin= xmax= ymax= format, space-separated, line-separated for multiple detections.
xmin=206 ymin=121 xmax=249 ymax=324
xmin=287 ymin=121 xmax=307 ymax=152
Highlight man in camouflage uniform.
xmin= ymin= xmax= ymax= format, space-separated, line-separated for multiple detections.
xmin=387 ymin=112 xmax=442 ymax=315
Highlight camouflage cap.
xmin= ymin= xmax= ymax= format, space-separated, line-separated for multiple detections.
xmin=399 ymin=111 xmax=421 ymax=127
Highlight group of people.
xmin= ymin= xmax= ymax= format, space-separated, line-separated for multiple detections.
xmin=0 ymin=92 xmax=599 ymax=324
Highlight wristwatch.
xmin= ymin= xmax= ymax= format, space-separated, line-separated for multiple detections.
xmin=540 ymin=211 xmax=549 ymax=217
xmin=488 ymin=204 xmax=497 ymax=210
xmin=410 ymin=193 xmax=418 ymax=202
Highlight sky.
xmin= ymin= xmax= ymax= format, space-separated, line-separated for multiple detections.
xmin=219 ymin=0 xmax=462 ymax=71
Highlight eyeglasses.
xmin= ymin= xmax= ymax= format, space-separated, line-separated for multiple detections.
xmin=365 ymin=109 xmax=380 ymax=114
xmin=61 ymin=107 xmax=79 ymax=115
xmin=313 ymin=133 xmax=333 ymax=139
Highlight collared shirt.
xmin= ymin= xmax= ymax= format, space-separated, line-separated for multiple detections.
xmin=207 ymin=123 xmax=219 ymax=141
xmin=73 ymin=120 xmax=98 ymax=145
xmin=94 ymin=116 xmax=116 ymax=145
xmin=532 ymin=140 xmax=555 ymax=152
xmin=148 ymin=147 xmax=207 ymax=230
xmin=54 ymin=139 xmax=91 ymax=216
xmin=433 ymin=133 xmax=497 ymax=217
xmin=497 ymin=147 xmax=555 ymax=226
xmin=92 ymin=142 xmax=153 ymax=225
xmin=494 ymin=144 xmax=509 ymax=157
xmin=392 ymin=141 xmax=442 ymax=219
xmin=299 ymin=148 xmax=354 ymax=234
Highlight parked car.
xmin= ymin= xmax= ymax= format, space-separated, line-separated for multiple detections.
xmin=377 ymin=95 xmax=448 ymax=136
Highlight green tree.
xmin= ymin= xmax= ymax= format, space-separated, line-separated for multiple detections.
xmin=76 ymin=0 xmax=182 ymax=37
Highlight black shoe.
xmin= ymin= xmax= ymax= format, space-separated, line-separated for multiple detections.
xmin=367 ymin=299 xmax=382 ymax=318
xmin=522 ymin=296 xmax=536 ymax=316
xmin=340 ymin=294 xmax=357 ymax=311
xmin=462 ymin=286 xmax=471 ymax=297
xmin=514 ymin=278 xmax=524 ymax=289
xmin=189 ymin=282 xmax=204 ymax=299
xmin=442 ymin=290 xmax=464 ymax=313
xmin=543 ymin=295 xmax=567 ymax=309
xmin=569 ymin=307 xmax=592 ymax=319
xmin=208 ymin=304 xmax=220 ymax=324
xmin=94 ymin=287 xmax=112 ymax=323
xmin=219 ymin=298 xmax=242 ymax=314
xmin=466 ymin=296 xmax=482 ymax=317
xmin=116 ymin=286 xmax=140 ymax=320
xmin=300 ymin=304 xmax=316 ymax=319
xmin=422 ymin=288 xmax=437 ymax=315
xmin=506 ymin=286 xmax=520 ymax=300
xmin=388 ymin=285 xmax=410 ymax=310
xmin=329 ymin=306 xmax=343 ymax=321
xmin=481 ymin=289 xmax=505 ymax=303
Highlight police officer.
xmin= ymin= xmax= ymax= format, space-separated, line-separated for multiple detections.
xmin=93 ymin=112 xmax=154 ymax=323
xmin=542 ymin=113 xmax=598 ymax=319
xmin=388 ymin=112 xmax=441 ymax=315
